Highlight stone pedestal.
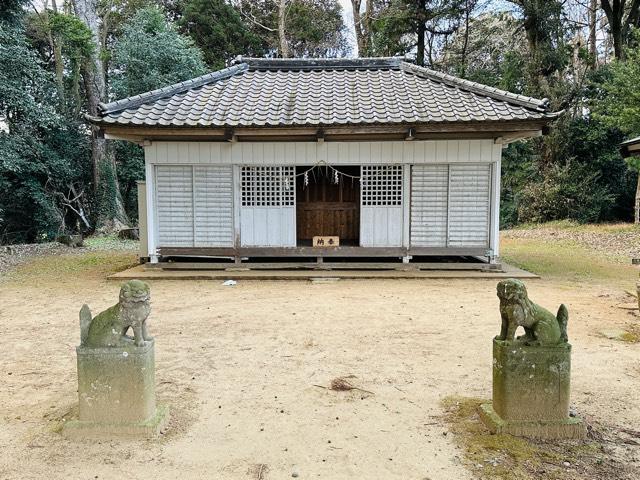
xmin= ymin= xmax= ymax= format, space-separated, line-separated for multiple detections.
xmin=63 ymin=341 xmax=169 ymax=439
xmin=480 ymin=339 xmax=585 ymax=439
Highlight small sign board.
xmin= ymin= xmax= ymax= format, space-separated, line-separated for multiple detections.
xmin=313 ymin=236 xmax=339 ymax=247
xmin=632 ymin=258 xmax=640 ymax=265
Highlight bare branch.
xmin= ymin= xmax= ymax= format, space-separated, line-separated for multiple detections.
xmin=237 ymin=4 xmax=277 ymax=33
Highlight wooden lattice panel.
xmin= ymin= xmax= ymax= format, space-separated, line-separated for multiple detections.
xmin=241 ymin=166 xmax=295 ymax=207
xmin=361 ymin=165 xmax=403 ymax=206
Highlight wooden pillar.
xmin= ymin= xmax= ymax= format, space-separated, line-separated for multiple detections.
xmin=136 ymin=181 xmax=148 ymax=261
xmin=489 ymin=156 xmax=502 ymax=263
xmin=144 ymin=148 xmax=158 ymax=263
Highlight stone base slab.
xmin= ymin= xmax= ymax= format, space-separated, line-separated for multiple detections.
xmin=77 ymin=341 xmax=157 ymax=425
xmin=62 ymin=404 xmax=169 ymax=440
xmin=479 ymin=403 xmax=586 ymax=440
xmin=492 ymin=339 xmax=572 ymax=423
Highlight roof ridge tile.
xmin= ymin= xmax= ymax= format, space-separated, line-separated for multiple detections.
xmin=236 ymin=56 xmax=403 ymax=71
xmin=400 ymin=62 xmax=549 ymax=112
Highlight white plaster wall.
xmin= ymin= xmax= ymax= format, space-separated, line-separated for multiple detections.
xmin=145 ymin=139 xmax=501 ymax=166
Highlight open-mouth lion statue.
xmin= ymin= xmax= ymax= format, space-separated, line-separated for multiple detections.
xmin=496 ymin=278 xmax=568 ymax=346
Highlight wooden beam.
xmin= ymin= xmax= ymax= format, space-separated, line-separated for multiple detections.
xmin=495 ymin=130 xmax=542 ymax=144
xmin=99 ymin=121 xmax=551 ymax=143
xmin=157 ymin=246 xmax=489 ymax=258
xmin=620 ymin=142 xmax=640 ymax=158
xmin=147 ymin=261 xmax=499 ymax=271
xmin=230 ymin=127 xmax=320 ymax=136
xmin=102 ymin=126 xmax=228 ymax=137
xmin=237 ymin=135 xmax=319 ymax=142
xmin=627 ymin=144 xmax=640 ymax=156
xmin=413 ymin=121 xmax=548 ymax=133
xmin=105 ymin=133 xmax=146 ymax=142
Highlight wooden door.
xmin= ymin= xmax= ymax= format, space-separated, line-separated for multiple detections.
xmin=296 ymin=167 xmax=360 ymax=244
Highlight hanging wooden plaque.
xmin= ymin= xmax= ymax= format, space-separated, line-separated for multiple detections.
xmin=312 ymin=236 xmax=340 ymax=247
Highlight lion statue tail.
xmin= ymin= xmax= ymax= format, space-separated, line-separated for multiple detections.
xmin=557 ymin=304 xmax=569 ymax=342
xmin=79 ymin=304 xmax=92 ymax=346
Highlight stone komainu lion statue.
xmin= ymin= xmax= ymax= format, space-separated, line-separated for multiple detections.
xmin=496 ymin=279 xmax=568 ymax=346
xmin=79 ymin=280 xmax=153 ymax=348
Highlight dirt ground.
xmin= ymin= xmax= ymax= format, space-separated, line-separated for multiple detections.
xmin=0 ymin=254 xmax=639 ymax=479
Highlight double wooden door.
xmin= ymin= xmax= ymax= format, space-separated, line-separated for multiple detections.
xmin=296 ymin=167 xmax=360 ymax=244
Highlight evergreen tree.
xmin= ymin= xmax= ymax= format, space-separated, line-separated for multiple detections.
xmin=592 ymin=36 xmax=640 ymax=222
xmin=111 ymin=6 xmax=207 ymax=98
xmin=179 ymin=0 xmax=265 ymax=69
xmin=237 ymin=0 xmax=349 ymax=58
xmin=0 ymin=10 xmax=91 ymax=242
xmin=110 ymin=6 xmax=209 ymax=219
xmin=371 ymin=0 xmax=467 ymax=66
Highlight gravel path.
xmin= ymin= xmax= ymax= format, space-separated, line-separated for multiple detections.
xmin=1 ymin=274 xmax=638 ymax=479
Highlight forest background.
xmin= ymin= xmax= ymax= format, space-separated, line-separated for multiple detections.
xmin=1 ymin=0 xmax=640 ymax=243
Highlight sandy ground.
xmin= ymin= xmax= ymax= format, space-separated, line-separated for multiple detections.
xmin=0 ymin=269 xmax=639 ymax=479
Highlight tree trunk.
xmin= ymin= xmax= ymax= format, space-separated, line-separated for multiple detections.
xmin=589 ymin=0 xmax=597 ymax=68
xmin=351 ymin=0 xmax=365 ymax=55
xmin=45 ymin=1 xmax=66 ymax=109
xmin=459 ymin=0 xmax=471 ymax=76
xmin=72 ymin=0 xmax=129 ymax=230
xmin=519 ymin=0 xmax=551 ymax=96
xmin=53 ymin=40 xmax=65 ymax=103
xmin=611 ymin=21 xmax=624 ymax=60
xmin=416 ymin=0 xmax=426 ymax=66
xmin=278 ymin=0 xmax=290 ymax=58
xmin=600 ymin=0 xmax=625 ymax=60
xmin=363 ymin=0 xmax=373 ymax=54
xmin=628 ymin=0 xmax=640 ymax=33
xmin=351 ymin=0 xmax=373 ymax=56
xmin=635 ymin=172 xmax=640 ymax=224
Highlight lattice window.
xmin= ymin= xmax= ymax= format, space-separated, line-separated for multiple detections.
xmin=361 ymin=165 xmax=403 ymax=206
xmin=241 ymin=166 xmax=295 ymax=207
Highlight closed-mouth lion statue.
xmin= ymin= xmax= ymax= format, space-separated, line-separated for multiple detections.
xmin=496 ymin=278 xmax=568 ymax=346
xmin=79 ymin=280 xmax=153 ymax=348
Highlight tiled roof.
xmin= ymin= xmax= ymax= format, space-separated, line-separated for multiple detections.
xmin=621 ymin=135 xmax=640 ymax=147
xmin=621 ymin=135 xmax=640 ymax=157
xmin=93 ymin=57 xmax=559 ymax=128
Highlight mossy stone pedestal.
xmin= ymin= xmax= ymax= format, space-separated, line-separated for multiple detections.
xmin=480 ymin=339 xmax=585 ymax=439
xmin=63 ymin=340 xmax=169 ymax=439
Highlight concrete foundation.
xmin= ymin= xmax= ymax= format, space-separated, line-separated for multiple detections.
xmin=480 ymin=339 xmax=586 ymax=440
xmin=63 ymin=340 xmax=169 ymax=439
xmin=108 ymin=262 xmax=538 ymax=281
xmin=479 ymin=403 xmax=585 ymax=440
